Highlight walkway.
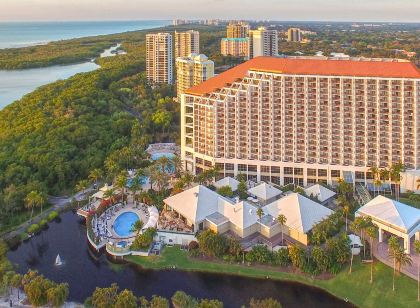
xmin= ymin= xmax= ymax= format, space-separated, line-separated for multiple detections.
xmin=374 ymin=240 xmax=420 ymax=281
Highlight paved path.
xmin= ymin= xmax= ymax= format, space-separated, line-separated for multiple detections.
xmin=373 ymin=240 xmax=419 ymax=281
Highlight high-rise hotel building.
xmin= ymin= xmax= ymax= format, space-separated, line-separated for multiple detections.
xmin=287 ymin=28 xmax=302 ymax=42
xmin=146 ymin=33 xmax=173 ymax=84
xmin=175 ymin=30 xmax=200 ymax=59
xmin=227 ymin=22 xmax=250 ymax=38
xmin=249 ymin=27 xmax=278 ymax=59
xmin=181 ymin=56 xmax=420 ymax=187
xmin=176 ymin=53 xmax=214 ymax=100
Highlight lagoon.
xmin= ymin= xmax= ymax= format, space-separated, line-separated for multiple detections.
xmin=7 ymin=211 xmax=352 ymax=307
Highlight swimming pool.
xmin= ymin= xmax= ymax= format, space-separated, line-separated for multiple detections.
xmin=113 ymin=212 xmax=139 ymax=237
xmin=151 ymin=152 xmax=175 ymax=160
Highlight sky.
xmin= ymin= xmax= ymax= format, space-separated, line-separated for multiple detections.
xmin=1 ymin=0 xmax=419 ymax=22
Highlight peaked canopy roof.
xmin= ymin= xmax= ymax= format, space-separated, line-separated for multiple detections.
xmin=263 ymin=193 xmax=333 ymax=233
xmin=214 ymin=176 xmax=240 ymax=191
xmin=356 ymin=195 xmax=420 ymax=233
xmin=185 ymin=56 xmax=420 ymax=96
xmin=163 ymin=185 xmax=224 ymax=223
xmin=248 ymin=182 xmax=282 ymax=201
xmin=304 ymin=184 xmax=336 ymax=203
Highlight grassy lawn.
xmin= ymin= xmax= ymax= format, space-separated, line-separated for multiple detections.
xmin=126 ymin=247 xmax=420 ymax=308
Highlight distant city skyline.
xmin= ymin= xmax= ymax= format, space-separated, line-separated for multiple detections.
xmin=1 ymin=0 xmax=419 ymax=23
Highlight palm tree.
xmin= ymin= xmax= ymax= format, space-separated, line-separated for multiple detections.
xmin=115 ymin=171 xmax=128 ymax=204
xmin=277 ymin=214 xmax=287 ymax=245
xmin=337 ymin=194 xmax=351 ymax=232
xmin=388 ymin=235 xmax=401 ymax=291
xmin=103 ymin=188 xmax=116 ymax=205
xmin=170 ymin=155 xmax=184 ymax=178
xmin=24 ymin=191 xmax=43 ymax=221
xmin=75 ymin=179 xmax=90 ymax=197
xmin=374 ymin=178 xmax=382 ymax=197
xmin=130 ymin=220 xmax=144 ymax=235
xmin=182 ymin=171 xmax=194 ymax=188
xmin=390 ymin=162 xmax=405 ymax=201
xmin=130 ymin=174 xmax=143 ymax=204
xmin=256 ymin=208 xmax=264 ymax=221
xmin=89 ymin=168 xmax=103 ymax=190
xmin=414 ymin=240 xmax=420 ymax=301
xmin=366 ymin=226 xmax=378 ymax=283
xmin=369 ymin=166 xmax=379 ymax=196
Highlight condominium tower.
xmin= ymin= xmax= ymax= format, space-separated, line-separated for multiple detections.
xmin=181 ymin=56 xmax=420 ymax=187
xmin=287 ymin=28 xmax=302 ymax=42
xmin=146 ymin=33 xmax=173 ymax=84
xmin=227 ymin=22 xmax=250 ymax=38
xmin=249 ymin=27 xmax=278 ymax=59
xmin=176 ymin=53 xmax=214 ymax=100
xmin=221 ymin=38 xmax=249 ymax=57
xmin=175 ymin=30 xmax=200 ymax=59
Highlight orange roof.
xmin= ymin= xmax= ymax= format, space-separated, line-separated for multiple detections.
xmin=185 ymin=57 xmax=420 ymax=96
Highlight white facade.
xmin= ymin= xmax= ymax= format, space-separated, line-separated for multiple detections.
xmin=249 ymin=27 xmax=278 ymax=59
xmin=175 ymin=30 xmax=200 ymax=59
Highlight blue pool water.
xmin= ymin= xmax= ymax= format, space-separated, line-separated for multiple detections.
xmin=113 ymin=212 xmax=139 ymax=237
xmin=126 ymin=176 xmax=149 ymax=188
xmin=151 ymin=152 xmax=175 ymax=160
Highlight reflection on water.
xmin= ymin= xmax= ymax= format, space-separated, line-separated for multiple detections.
xmin=7 ymin=211 xmax=353 ymax=307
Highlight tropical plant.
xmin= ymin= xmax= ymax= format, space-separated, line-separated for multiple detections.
xmin=216 ymin=186 xmax=234 ymax=198
xmin=256 ymin=208 xmax=264 ymax=221
xmin=249 ymin=297 xmax=282 ymax=308
xmin=24 ymin=190 xmax=44 ymax=221
xmin=115 ymin=289 xmax=138 ymax=308
xmin=89 ymin=168 xmax=103 ymax=189
xmin=114 ymin=171 xmax=128 ymax=203
xmin=390 ymin=162 xmax=405 ymax=201
xmin=130 ymin=220 xmax=144 ymax=235
xmin=277 ymin=214 xmax=287 ymax=244
xmin=414 ymin=240 xmax=420 ymax=301
xmin=366 ymin=225 xmax=378 ymax=283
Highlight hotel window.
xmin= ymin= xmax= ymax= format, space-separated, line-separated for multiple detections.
xmin=215 ymin=163 xmax=224 ymax=171
xmin=318 ymin=169 xmax=327 ymax=177
xmin=271 ymin=176 xmax=280 ymax=185
xmin=331 ymin=170 xmax=341 ymax=178
xmin=226 ymin=173 xmax=234 ymax=178
xmin=238 ymin=164 xmax=247 ymax=172
xmin=248 ymin=165 xmax=257 ymax=172
xmin=195 ymin=157 xmax=203 ymax=165
xmin=225 ymin=163 xmax=234 ymax=171
xmin=307 ymin=178 xmax=317 ymax=185
xmin=284 ymin=167 xmax=293 ymax=175
xmin=204 ymin=160 xmax=213 ymax=167
xmin=307 ymin=168 xmax=317 ymax=177
xmin=366 ymin=172 xmax=373 ymax=180
xmin=355 ymin=171 xmax=365 ymax=180
xmin=261 ymin=175 xmax=270 ymax=183
xmin=271 ymin=166 xmax=281 ymax=174
xmin=295 ymin=178 xmax=304 ymax=186
xmin=294 ymin=168 xmax=303 ymax=176
xmin=261 ymin=166 xmax=270 ymax=173
xmin=284 ymin=177 xmax=294 ymax=185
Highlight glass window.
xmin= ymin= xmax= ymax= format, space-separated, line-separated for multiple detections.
xmin=331 ymin=170 xmax=341 ymax=178
xmin=248 ymin=165 xmax=257 ymax=172
xmin=294 ymin=168 xmax=303 ymax=176
xmin=318 ymin=169 xmax=327 ymax=177
xmin=261 ymin=165 xmax=270 ymax=173
xmin=284 ymin=167 xmax=293 ymax=175
xmin=307 ymin=168 xmax=317 ymax=177
xmin=238 ymin=164 xmax=247 ymax=172
xmin=271 ymin=176 xmax=280 ymax=185
xmin=225 ymin=163 xmax=234 ymax=171
xmin=271 ymin=166 xmax=281 ymax=174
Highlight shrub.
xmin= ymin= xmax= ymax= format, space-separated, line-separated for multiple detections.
xmin=131 ymin=228 xmax=156 ymax=250
xmin=39 ymin=219 xmax=48 ymax=228
xmin=246 ymin=245 xmax=273 ymax=264
xmin=47 ymin=211 xmax=59 ymax=221
xmin=273 ymin=248 xmax=290 ymax=267
xmin=188 ymin=241 xmax=199 ymax=251
xmin=217 ymin=186 xmax=234 ymax=198
xmin=196 ymin=230 xmax=228 ymax=258
xmin=27 ymin=224 xmax=40 ymax=235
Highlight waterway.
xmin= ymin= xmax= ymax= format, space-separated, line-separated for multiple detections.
xmin=7 ymin=211 xmax=353 ymax=307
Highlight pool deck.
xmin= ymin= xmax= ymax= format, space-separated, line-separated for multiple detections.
xmin=108 ymin=204 xmax=148 ymax=239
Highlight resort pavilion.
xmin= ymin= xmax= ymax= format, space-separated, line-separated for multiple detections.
xmin=214 ymin=176 xmax=240 ymax=192
xmin=163 ymin=183 xmax=334 ymax=246
xmin=247 ymin=182 xmax=283 ymax=205
xmin=356 ymin=195 xmax=420 ymax=254
xmin=303 ymin=184 xmax=336 ymax=204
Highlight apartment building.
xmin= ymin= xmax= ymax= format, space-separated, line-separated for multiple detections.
xmin=227 ymin=22 xmax=250 ymax=38
xmin=176 ymin=53 xmax=214 ymax=100
xmin=249 ymin=27 xmax=278 ymax=59
xmin=175 ymin=30 xmax=200 ymax=59
xmin=146 ymin=33 xmax=173 ymax=84
xmin=287 ymin=28 xmax=302 ymax=42
xmin=221 ymin=38 xmax=249 ymax=57
xmin=181 ymin=56 xmax=420 ymax=187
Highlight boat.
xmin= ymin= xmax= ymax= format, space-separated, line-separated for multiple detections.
xmin=55 ymin=254 xmax=63 ymax=266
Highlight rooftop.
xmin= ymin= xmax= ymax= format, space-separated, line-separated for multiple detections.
xmin=185 ymin=56 xmax=420 ymax=96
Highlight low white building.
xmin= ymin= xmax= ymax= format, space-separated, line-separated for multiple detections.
xmin=356 ymin=195 xmax=420 ymax=253
xmin=164 ymin=184 xmax=333 ymax=245
xmin=304 ymin=184 xmax=336 ymax=204
xmin=248 ymin=182 xmax=283 ymax=205
xmin=214 ymin=176 xmax=240 ymax=192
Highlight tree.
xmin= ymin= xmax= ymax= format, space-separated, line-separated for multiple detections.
xmin=288 ymin=244 xmax=305 ymax=269
xmin=103 ymin=188 xmax=116 ymax=205
xmin=115 ymin=289 xmax=137 ymax=308
xmin=91 ymin=283 xmax=119 ymax=308
xmin=336 ymin=178 xmax=352 ymax=197
xmin=256 ymin=208 xmax=264 ymax=221
xmin=311 ymin=246 xmax=328 ymax=273
xmin=249 ymin=297 xmax=282 ymax=308
xmin=217 ymin=186 xmax=234 ymax=198
xmin=46 ymin=283 xmax=69 ymax=308
xmin=198 ymin=298 xmax=224 ymax=308
xmin=338 ymin=195 xmax=351 ymax=232
xmin=414 ymin=240 xmax=420 ymax=301
xmin=171 ymin=291 xmax=198 ymax=308
xmin=150 ymin=295 xmax=170 ymax=308
xmin=388 ymin=236 xmax=412 ymax=292
xmin=130 ymin=219 xmax=144 ymax=235
xmin=237 ymin=180 xmax=248 ymax=200
xmin=368 ymin=166 xmax=379 ymax=196
xmin=115 ymin=171 xmax=128 ymax=203
xmin=24 ymin=190 xmax=44 ymax=221
xmin=89 ymin=168 xmax=103 ymax=189
xmin=277 ymin=214 xmax=287 ymax=244
xmin=75 ymin=179 xmax=90 ymax=195
xmin=390 ymin=162 xmax=405 ymax=201
xmin=170 ymin=155 xmax=184 ymax=178
xmin=11 ymin=273 xmax=23 ymax=300
xmin=366 ymin=225 xmax=378 ymax=283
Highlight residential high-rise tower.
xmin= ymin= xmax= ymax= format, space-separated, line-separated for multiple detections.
xmin=249 ymin=27 xmax=278 ymax=59
xmin=175 ymin=30 xmax=200 ymax=59
xmin=146 ymin=33 xmax=173 ymax=84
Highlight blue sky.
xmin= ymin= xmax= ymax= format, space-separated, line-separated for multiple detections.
xmin=1 ymin=0 xmax=419 ymax=22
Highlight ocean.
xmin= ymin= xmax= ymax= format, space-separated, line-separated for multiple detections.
xmin=0 ymin=20 xmax=170 ymax=49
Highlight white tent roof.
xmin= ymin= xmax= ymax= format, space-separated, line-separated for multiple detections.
xmin=263 ymin=193 xmax=333 ymax=233
xmin=356 ymin=195 xmax=420 ymax=233
xmin=219 ymin=201 xmax=258 ymax=229
xmin=248 ymin=183 xmax=282 ymax=201
xmin=348 ymin=234 xmax=363 ymax=246
xmin=143 ymin=206 xmax=159 ymax=230
xmin=304 ymin=184 xmax=336 ymax=203
xmin=214 ymin=176 xmax=240 ymax=191
xmin=164 ymin=185 xmax=224 ymax=223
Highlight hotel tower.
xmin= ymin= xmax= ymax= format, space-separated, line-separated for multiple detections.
xmin=146 ymin=33 xmax=173 ymax=84
xmin=175 ymin=30 xmax=200 ymax=59
xmin=180 ymin=56 xmax=420 ymax=187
